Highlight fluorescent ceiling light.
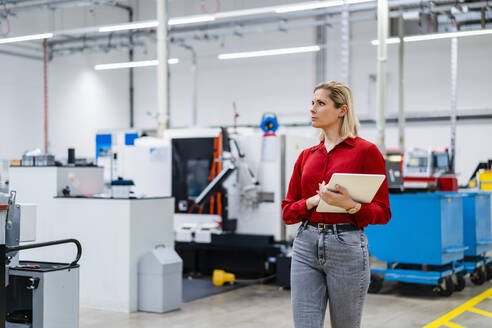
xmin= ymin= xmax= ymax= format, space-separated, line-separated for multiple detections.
xmin=276 ymin=1 xmax=343 ymax=13
xmin=218 ymin=45 xmax=320 ymax=60
xmin=347 ymin=0 xmax=376 ymax=3
xmin=275 ymin=0 xmax=374 ymax=13
xmin=371 ymin=28 xmax=492 ymax=45
xmin=0 ymin=33 xmax=53 ymax=44
xmin=97 ymin=15 xmax=214 ymax=33
xmin=214 ymin=7 xmax=277 ymax=19
xmin=99 ymin=21 xmax=158 ymax=33
xmin=168 ymin=15 xmax=215 ymax=26
xmin=94 ymin=59 xmax=179 ymax=71
xmin=371 ymin=38 xmax=400 ymax=45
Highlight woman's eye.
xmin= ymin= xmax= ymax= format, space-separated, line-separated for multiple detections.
xmin=319 ymin=102 xmax=325 ymax=106
xmin=311 ymin=102 xmax=315 ymax=106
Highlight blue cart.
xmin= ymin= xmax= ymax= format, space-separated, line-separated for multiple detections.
xmin=365 ymin=192 xmax=467 ymax=296
xmin=459 ymin=191 xmax=492 ymax=284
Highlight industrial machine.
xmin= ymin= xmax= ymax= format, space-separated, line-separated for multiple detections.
xmin=467 ymin=159 xmax=492 ymax=190
xmin=169 ymin=127 xmax=316 ymax=277
xmin=171 ymin=128 xmax=274 ymax=277
xmin=401 ymin=148 xmax=458 ymax=191
xmin=384 ymin=152 xmax=404 ymax=193
xmin=95 ymin=129 xmax=141 ymax=187
xmin=94 ymin=125 xmax=316 ymax=240
xmin=94 ymin=123 xmax=317 ymax=278
xmin=1 ymin=191 xmax=81 ymax=328
xmin=96 ymin=130 xmax=171 ymax=197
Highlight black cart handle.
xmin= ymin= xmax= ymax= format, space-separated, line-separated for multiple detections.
xmin=6 ymin=238 xmax=82 ymax=266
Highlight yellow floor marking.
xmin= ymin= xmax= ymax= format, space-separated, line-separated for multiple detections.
xmin=442 ymin=321 xmax=465 ymax=328
xmin=423 ymin=288 xmax=492 ymax=328
xmin=468 ymin=307 xmax=492 ymax=318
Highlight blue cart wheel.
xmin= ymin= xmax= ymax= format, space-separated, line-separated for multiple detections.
xmin=368 ymin=274 xmax=383 ymax=294
xmin=470 ymin=266 xmax=487 ymax=285
xmin=486 ymin=263 xmax=492 ymax=281
xmin=453 ymin=274 xmax=466 ymax=292
xmin=438 ymin=277 xmax=455 ymax=297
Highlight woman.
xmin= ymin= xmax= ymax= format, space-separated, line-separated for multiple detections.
xmin=282 ymin=81 xmax=391 ymax=328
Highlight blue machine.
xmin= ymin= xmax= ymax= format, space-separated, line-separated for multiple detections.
xmin=459 ymin=191 xmax=492 ymax=284
xmin=365 ymin=192 xmax=467 ymax=296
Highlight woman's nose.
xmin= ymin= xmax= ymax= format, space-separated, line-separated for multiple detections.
xmin=310 ymin=106 xmax=316 ymax=113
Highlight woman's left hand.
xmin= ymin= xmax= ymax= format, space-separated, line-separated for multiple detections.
xmin=318 ymin=182 xmax=357 ymax=210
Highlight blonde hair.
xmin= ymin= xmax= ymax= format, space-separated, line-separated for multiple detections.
xmin=313 ymin=81 xmax=360 ymax=141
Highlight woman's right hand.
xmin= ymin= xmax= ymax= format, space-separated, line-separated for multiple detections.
xmin=306 ymin=194 xmax=320 ymax=210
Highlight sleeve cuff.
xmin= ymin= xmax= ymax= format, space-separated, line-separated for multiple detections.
xmin=353 ymin=203 xmax=371 ymax=227
xmin=300 ymin=198 xmax=316 ymax=216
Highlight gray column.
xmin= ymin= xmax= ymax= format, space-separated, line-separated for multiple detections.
xmin=315 ymin=17 xmax=327 ymax=84
xmin=340 ymin=1 xmax=350 ymax=85
xmin=398 ymin=12 xmax=405 ymax=153
xmin=157 ymin=0 xmax=170 ymax=135
xmin=449 ymin=37 xmax=458 ymax=172
xmin=376 ymin=0 xmax=388 ymax=153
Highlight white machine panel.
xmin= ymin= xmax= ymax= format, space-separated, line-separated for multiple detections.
xmin=56 ymin=167 xmax=104 ymax=196
xmin=19 ymin=203 xmax=36 ymax=242
xmin=195 ymin=223 xmax=221 ymax=243
xmin=175 ymin=223 xmax=199 ymax=242
xmin=113 ymin=139 xmax=172 ymax=197
xmin=232 ymin=133 xmax=317 ymax=241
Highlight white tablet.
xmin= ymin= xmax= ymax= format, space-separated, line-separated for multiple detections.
xmin=316 ymin=173 xmax=386 ymax=213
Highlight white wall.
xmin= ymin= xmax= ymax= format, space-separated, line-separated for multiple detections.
xmin=1 ymin=0 xmax=491 ymax=183
xmin=0 ymin=4 xmax=131 ymax=160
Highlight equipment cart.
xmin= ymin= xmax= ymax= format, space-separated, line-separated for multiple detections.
xmin=365 ymin=192 xmax=467 ymax=296
xmin=459 ymin=191 xmax=492 ymax=285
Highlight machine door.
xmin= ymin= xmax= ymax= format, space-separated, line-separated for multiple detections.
xmin=6 ymin=275 xmax=35 ymax=325
xmin=172 ymin=138 xmax=216 ymax=213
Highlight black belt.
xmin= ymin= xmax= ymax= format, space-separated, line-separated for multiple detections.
xmin=303 ymin=220 xmax=361 ymax=233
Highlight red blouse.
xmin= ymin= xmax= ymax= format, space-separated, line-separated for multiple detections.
xmin=281 ymin=136 xmax=391 ymax=228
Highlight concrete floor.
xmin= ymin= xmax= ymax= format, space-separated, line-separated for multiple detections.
xmin=80 ymin=280 xmax=492 ymax=328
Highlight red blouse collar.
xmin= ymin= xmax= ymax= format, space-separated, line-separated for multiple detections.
xmin=311 ymin=137 xmax=357 ymax=152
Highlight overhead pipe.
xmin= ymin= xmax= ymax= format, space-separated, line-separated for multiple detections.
xmin=0 ymin=48 xmax=41 ymax=59
xmin=47 ymin=11 xmax=487 ymax=57
xmin=114 ymin=2 xmax=135 ymax=128
xmin=170 ymin=0 xmax=459 ymax=33
xmin=4 ymin=1 xmax=487 ymax=34
xmin=50 ymin=40 xmax=145 ymax=56
xmin=15 ymin=1 xmax=491 ymax=48
xmin=177 ymin=43 xmax=198 ymax=126
xmin=48 ymin=29 xmax=150 ymax=47
xmin=45 ymin=9 xmax=491 ymax=60
xmin=3 ymin=0 xmax=117 ymax=14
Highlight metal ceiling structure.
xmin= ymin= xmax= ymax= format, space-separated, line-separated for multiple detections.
xmin=0 ymin=0 xmax=491 ymax=60
xmin=1 ymin=0 xmax=118 ymax=16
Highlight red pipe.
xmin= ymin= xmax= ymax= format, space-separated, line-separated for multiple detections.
xmin=43 ymin=39 xmax=48 ymax=153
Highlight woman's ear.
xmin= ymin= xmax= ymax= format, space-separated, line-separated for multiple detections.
xmin=339 ymin=104 xmax=348 ymax=118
